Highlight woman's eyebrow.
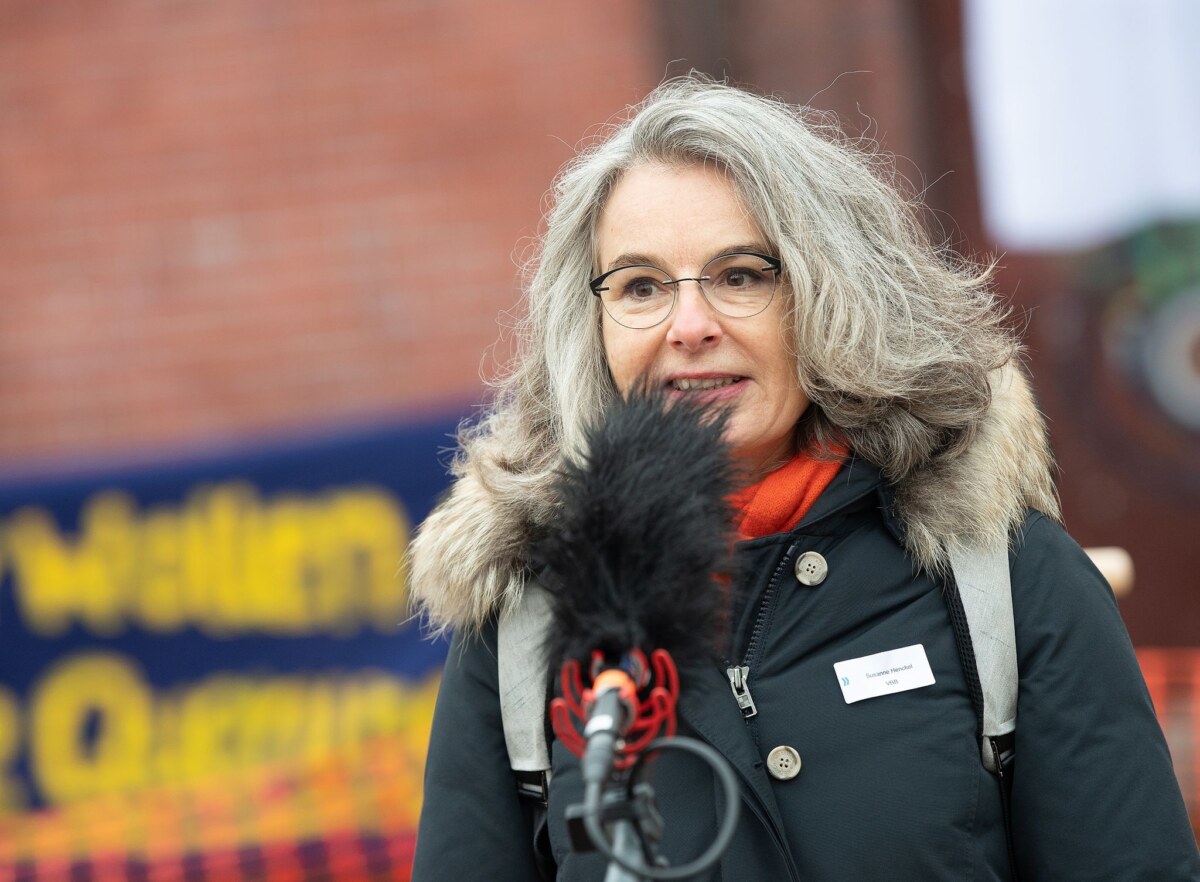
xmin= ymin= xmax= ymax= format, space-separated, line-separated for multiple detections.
xmin=604 ymin=243 xmax=775 ymax=274
xmin=605 ymin=252 xmax=660 ymax=272
xmin=718 ymin=242 xmax=775 ymax=258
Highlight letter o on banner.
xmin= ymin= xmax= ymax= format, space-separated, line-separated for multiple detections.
xmin=29 ymin=652 xmax=153 ymax=803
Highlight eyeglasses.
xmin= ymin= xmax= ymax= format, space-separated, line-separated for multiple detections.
xmin=589 ymin=251 xmax=781 ymax=329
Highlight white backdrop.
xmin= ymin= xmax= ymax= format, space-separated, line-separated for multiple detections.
xmin=965 ymin=0 xmax=1200 ymax=251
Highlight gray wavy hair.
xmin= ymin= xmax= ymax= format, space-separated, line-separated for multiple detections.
xmin=409 ymin=76 xmax=1018 ymax=633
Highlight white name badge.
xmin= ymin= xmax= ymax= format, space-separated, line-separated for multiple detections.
xmin=834 ymin=644 xmax=935 ymax=704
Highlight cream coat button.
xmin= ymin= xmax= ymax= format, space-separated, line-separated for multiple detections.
xmin=767 ymin=745 xmax=802 ymax=780
xmin=795 ymin=551 xmax=828 ymax=586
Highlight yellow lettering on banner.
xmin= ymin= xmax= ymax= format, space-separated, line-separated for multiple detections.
xmin=0 ymin=686 xmax=27 ymax=813
xmin=29 ymin=653 xmax=153 ymax=803
xmin=3 ymin=494 xmax=132 ymax=638
xmin=152 ymin=690 xmax=183 ymax=785
xmin=148 ymin=671 xmax=438 ymax=788
xmin=333 ymin=671 xmax=441 ymax=764
xmin=260 ymin=496 xmax=322 ymax=636
xmin=18 ymin=652 xmax=440 ymax=808
xmin=1 ymin=482 xmax=412 ymax=637
xmin=194 ymin=483 xmax=258 ymax=638
xmin=339 ymin=674 xmax=405 ymax=753
xmin=173 ymin=675 xmax=246 ymax=779
xmin=81 ymin=493 xmax=137 ymax=636
xmin=300 ymin=677 xmax=337 ymax=761
xmin=329 ymin=489 xmax=409 ymax=630
xmin=241 ymin=675 xmax=308 ymax=762
xmin=138 ymin=508 xmax=186 ymax=632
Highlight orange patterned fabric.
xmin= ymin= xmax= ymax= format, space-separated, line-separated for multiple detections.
xmin=731 ymin=448 xmax=847 ymax=540
xmin=0 ymin=734 xmax=422 ymax=881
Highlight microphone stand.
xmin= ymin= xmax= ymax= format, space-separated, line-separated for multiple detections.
xmin=568 ymin=776 xmax=665 ymax=882
xmin=604 ymin=793 xmax=657 ymax=882
xmin=566 ymin=735 xmax=742 ymax=882
xmin=607 ymin=822 xmax=644 ymax=882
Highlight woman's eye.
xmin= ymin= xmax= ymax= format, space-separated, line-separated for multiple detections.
xmin=722 ymin=267 xmax=763 ymax=288
xmin=625 ymin=278 xmax=663 ymax=300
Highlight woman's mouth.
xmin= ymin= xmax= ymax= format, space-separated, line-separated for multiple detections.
xmin=666 ymin=376 xmax=746 ymax=397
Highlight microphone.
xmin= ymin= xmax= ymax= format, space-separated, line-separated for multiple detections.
xmin=536 ymin=383 xmax=737 ymax=782
xmin=578 ymin=668 xmax=640 ymax=786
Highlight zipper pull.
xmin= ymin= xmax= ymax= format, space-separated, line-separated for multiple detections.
xmin=726 ymin=665 xmax=758 ymax=718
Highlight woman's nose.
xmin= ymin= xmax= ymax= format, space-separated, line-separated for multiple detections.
xmin=666 ymin=282 xmax=723 ymax=351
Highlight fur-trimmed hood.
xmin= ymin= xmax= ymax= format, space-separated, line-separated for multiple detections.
xmin=408 ymin=363 xmax=1059 ymax=633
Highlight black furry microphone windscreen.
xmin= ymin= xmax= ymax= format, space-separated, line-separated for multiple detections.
xmin=536 ymin=387 xmax=737 ymax=675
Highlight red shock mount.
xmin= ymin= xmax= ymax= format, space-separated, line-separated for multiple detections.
xmin=549 ymin=648 xmax=680 ymax=770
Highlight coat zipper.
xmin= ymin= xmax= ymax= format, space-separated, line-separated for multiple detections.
xmin=724 ymin=541 xmax=799 ymax=721
xmin=725 ymin=665 xmax=757 ymax=717
xmin=719 ymin=541 xmax=805 ymax=880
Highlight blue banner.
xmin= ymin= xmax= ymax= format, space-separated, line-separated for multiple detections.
xmin=0 ymin=413 xmax=462 ymax=813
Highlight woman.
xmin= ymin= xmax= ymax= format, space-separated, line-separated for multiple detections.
xmin=409 ymin=78 xmax=1199 ymax=880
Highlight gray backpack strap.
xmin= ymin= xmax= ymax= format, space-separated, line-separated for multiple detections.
xmin=948 ymin=543 xmax=1018 ymax=772
xmin=497 ymin=580 xmax=553 ymax=792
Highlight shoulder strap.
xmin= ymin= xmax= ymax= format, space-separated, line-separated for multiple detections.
xmin=497 ymin=580 xmax=553 ymax=780
xmin=947 ymin=543 xmax=1018 ymax=771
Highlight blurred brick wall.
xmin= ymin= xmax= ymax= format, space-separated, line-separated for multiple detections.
xmin=725 ymin=0 xmax=933 ymax=181
xmin=0 ymin=0 xmax=658 ymax=467
xmin=659 ymin=0 xmax=937 ymax=218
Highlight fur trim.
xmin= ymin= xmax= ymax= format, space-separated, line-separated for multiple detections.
xmin=406 ymin=460 xmax=533 ymax=637
xmin=891 ymin=362 xmax=1060 ymax=572
xmin=409 ymin=362 xmax=1060 ymax=633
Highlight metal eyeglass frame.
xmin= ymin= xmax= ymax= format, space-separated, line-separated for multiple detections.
xmin=588 ymin=252 xmax=782 ymax=329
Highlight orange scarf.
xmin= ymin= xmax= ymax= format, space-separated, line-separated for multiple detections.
xmin=731 ymin=448 xmax=846 ymax=540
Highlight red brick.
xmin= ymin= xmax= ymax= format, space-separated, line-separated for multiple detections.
xmin=0 ymin=0 xmax=661 ymax=464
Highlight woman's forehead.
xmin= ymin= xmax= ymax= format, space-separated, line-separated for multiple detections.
xmin=594 ymin=163 xmax=768 ymax=271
